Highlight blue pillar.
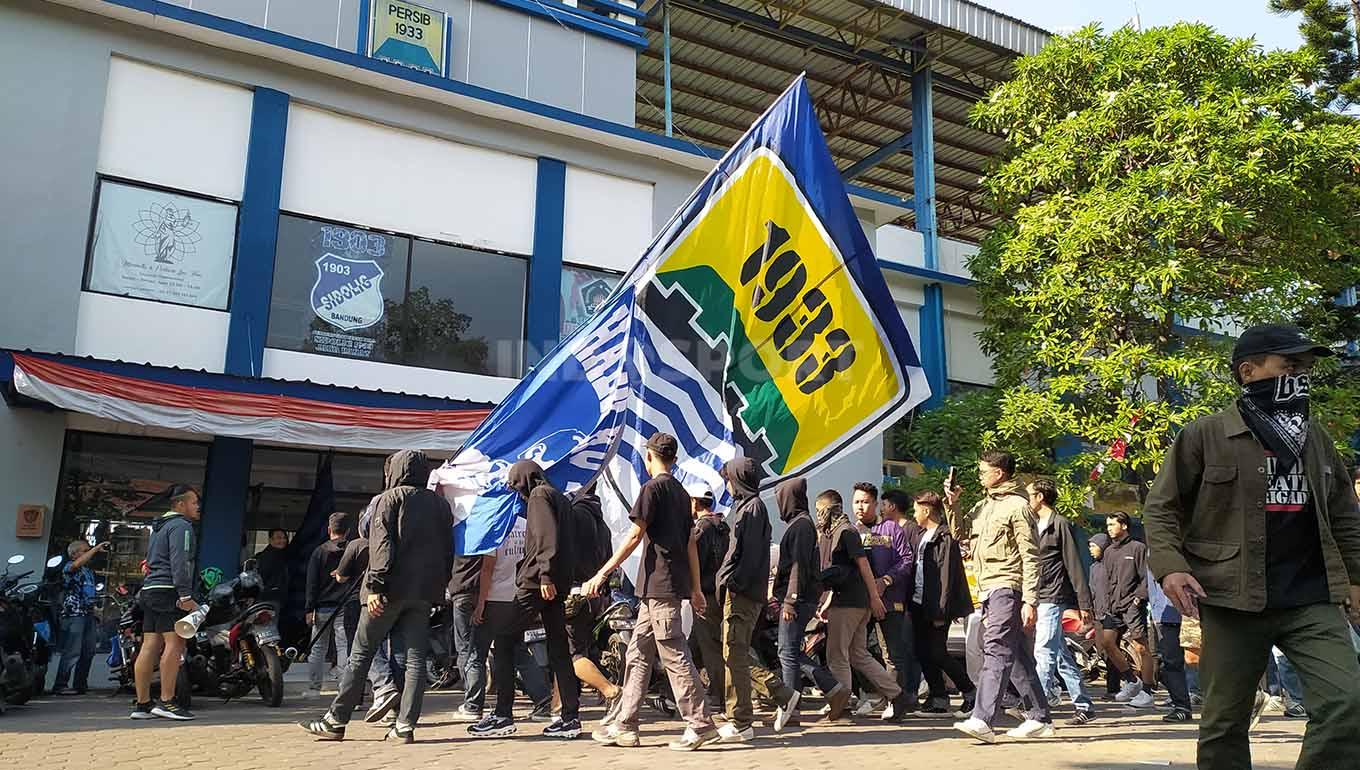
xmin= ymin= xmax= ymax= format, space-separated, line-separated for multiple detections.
xmin=198 ymin=437 xmax=253 ymax=575
xmin=525 ymin=157 xmax=566 ymax=369
xmin=912 ymin=53 xmax=947 ymax=407
xmin=225 ymin=88 xmax=289 ymax=378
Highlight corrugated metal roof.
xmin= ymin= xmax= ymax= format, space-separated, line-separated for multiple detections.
xmin=635 ymin=0 xmax=1048 ymax=243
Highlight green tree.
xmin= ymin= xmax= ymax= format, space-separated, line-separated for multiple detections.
xmin=1270 ymin=0 xmax=1360 ymax=108
xmin=921 ymin=23 xmax=1360 ymax=512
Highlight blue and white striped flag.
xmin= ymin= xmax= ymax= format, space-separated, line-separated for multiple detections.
xmin=430 ymin=76 xmax=931 ymax=555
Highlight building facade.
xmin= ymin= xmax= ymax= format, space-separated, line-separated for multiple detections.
xmin=0 ymin=0 xmax=1002 ymax=586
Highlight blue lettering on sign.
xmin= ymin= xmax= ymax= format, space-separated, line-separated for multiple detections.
xmin=320 ymin=225 xmax=386 ymax=257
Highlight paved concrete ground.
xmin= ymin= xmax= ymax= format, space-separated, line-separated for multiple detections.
xmin=0 ymin=688 xmax=1310 ymax=770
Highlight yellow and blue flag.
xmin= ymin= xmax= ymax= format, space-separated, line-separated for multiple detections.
xmin=431 ymin=76 xmax=930 ymax=554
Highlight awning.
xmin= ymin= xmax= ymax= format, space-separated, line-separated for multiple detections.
xmin=1 ymin=351 xmax=493 ymax=452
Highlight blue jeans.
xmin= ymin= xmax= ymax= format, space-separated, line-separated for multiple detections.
xmin=1272 ymin=647 xmax=1304 ymax=704
xmin=777 ymin=599 xmax=839 ymax=697
xmin=1034 ymin=603 xmax=1093 ymax=712
xmin=452 ymin=597 xmax=485 ymax=711
xmin=309 ymin=607 xmax=350 ymax=689
xmin=54 ymin=615 xmax=97 ymax=691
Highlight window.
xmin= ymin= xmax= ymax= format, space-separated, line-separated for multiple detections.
xmin=241 ymin=448 xmax=385 ymax=561
xmin=267 ymin=215 xmax=408 ymax=361
xmin=85 ymin=178 xmax=238 ymax=310
xmin=48 ymin=432 xmax=210 ymax=602
xmin=560 ymin=264 xmax=621 ymax=339
xmin=267 ymin=214 xmax=527 ymax=377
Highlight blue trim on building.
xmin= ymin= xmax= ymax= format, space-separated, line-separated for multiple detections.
xmin=577 ymin=0 xmax=648 ymax=21
xmin=198 ymin=436 xmax=253 ymax=575
xmin=877 ymin=260 xmax=975 ymax=287
xmin=225 ymin=88 xmax=289 ymax=379
xmin=911 ymin=56 xmax=939 ymax=272
xmin=481 ymin=0 xmax=648 ymax=45
xmin=918 ymin=283 xmax=949 ymax=409
xmin=0 ymin=350 xmax=493 ymax=410
xmin=95 ymin=0 xmax=909 ymax=217
xmin=527 ymin=158 xmax=567 ymax=368
xmin=356 ymin=0 xmax=371 ymax=54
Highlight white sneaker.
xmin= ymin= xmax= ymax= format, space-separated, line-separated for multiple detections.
xmin=954 ymin=717 xmax=997 ymax=744
xmin=1004 ymin=706 xmax=1025 ymax=722
xmin=854 ymin=694 xmax=886 ymax=717
xmin=1264 ymin=695 xmax=1285 ymax=714
xmin=1006 ymin=719 xmax=1056 ymax=739
xmin=668 ymin=726 xmax=720 ymax=751
xmin=1128 ymin=690 xmax=1155 ymax=709
xmin=881 ymin=702 xmax=896 ymax=720
xmin=1115 ymin=680 xmax=1143 ymax=703
xmin=773 ymin=690 xmax=800 ymax=733
xmin=591 ymin=724 xmax=640 ymax=747
xmin=717 ymin=722 xmax=753 ymax=743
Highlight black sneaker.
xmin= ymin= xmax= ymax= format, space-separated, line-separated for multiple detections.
xmin=151 ymin=700 xmax=195 ymax=721
xmin=953 ymin=693 xmax=976 ymax=720
xmin=468 ymin=714 xmax=517 ymax=738
xmin=299 ymin=715 xmax=346 ymax=740
xmin=528 ymin=701 xmax=554 ymax=722
xmin=365 ymin=687 xmax=401 ymax=723
xmin=1163 ymin=708 xmax=1193 ymax=723
xmin=384 ymin=725 xmax=414 ymax=744
xmin=1067 ymin=710 xmax=1096 ymax=725
xmin=543 ymin=717 xmax=582 ymax=739
xmin=129 ymin=701 xmax=156 ymax=720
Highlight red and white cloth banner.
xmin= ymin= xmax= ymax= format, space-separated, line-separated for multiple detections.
xmin=10 ymin=353 xmax=489 ymax=451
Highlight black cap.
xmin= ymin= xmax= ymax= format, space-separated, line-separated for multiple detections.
xmin=1231 ymin=324 xmax=1333 ymax=364
xmin=645 ymin=432 xmax=678 ymax=457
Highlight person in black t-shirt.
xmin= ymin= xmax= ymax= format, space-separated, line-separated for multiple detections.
xmin=583 ymin=432 xmax=718 ymax=751
xmin=814 ymin=489 xmax=899 ymax=721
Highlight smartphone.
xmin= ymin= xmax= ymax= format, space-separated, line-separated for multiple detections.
xmin=946 ymin=466 xmax=957 ymax=491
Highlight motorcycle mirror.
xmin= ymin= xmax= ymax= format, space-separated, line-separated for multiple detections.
xmin=46 ymin=555 xmax=63 ymax=568
xmin=96 ymin=583 xmax=106 ymax=591
xmin=6 ymin=555 xmax=23 ymax=565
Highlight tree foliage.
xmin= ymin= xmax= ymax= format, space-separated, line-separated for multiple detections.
xmin=906 ymin=24 xmax=1360 ymax=514
xmin=1269 ymin=0 xmax=1360 ymax=108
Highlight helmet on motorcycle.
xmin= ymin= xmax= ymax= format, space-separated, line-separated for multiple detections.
xmin=236 ymin=569 xmax=261 ymax=594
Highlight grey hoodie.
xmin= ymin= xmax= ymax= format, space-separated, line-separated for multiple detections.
xmin=716 ymin=457 xmax=772 ymax=601
xmin=143 ymin=512 xmax=195 ymax=597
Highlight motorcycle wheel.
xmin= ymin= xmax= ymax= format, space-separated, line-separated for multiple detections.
xmin=175 ymin=670 xmax=192 ymax=711
xmin=256 ymin=645 xmax=284 ymax=707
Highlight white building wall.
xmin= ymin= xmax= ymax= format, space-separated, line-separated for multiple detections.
xmin=260 ymin=348 xmax=517 ymax=403
xmin=97 ymin=58 xmax=252 ymax=201
xmin=563 ymin=165 xmax=654 ymax=272
xmin=74 ymin=293 xmax=230 ymax=372
xmin=280 ymin=104 xmax=538 ymax=254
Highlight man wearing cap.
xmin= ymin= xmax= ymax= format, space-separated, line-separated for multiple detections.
xmin=584 ymin=432 xmax=719 ymax=751
xmin=1144 ymin=323 xmax=1360 ymax=769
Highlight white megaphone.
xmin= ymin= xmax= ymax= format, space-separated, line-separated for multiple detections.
xmin=175 ymin=604 xmax=210 ymax=639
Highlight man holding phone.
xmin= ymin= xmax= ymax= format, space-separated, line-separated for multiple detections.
xmin=944 ymin=450 xmax=1051 ymax=743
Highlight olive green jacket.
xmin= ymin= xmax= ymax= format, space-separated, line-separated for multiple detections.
xmin=946 ymin=480 xmax=1040 ymax=607
xmin=1143 ymin=406 xmax=1360 ymax=612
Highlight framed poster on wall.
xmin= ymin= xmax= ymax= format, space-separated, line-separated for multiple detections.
xmin=85 ymin=179 xmax=238 ymax=310
xmin=368 ymin=0 xmax=449 ymax=76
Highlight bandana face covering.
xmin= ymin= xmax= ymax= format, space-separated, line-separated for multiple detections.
xmin=1238 ymin=373 xmax=1310 ymax=473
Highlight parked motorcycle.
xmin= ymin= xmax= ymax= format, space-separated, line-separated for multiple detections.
xmin=591 ymin=597 xmax=677 ymax=716
xmin=185 ymin=560 xmax=291 ymax=706
xmin=0 ymin=554 xmax=61 ymax=709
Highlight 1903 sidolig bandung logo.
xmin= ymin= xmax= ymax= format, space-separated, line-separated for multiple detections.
xmin=310 ymin=253 xmax=386 ymax=332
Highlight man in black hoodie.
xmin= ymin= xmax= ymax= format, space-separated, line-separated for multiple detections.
xmin=687 ymin=484 xmax=729 ymax=714
xmin=487 ymin=460 xmax=582 ymax=739
xmin=715 ymin=457 xmax=777 ymax=742
xmin=564 ymin=480 xmax=621 ymax=708
xmin=299 ymin=450 xmax=452 ymax=744
xmin=772 ymin=478 xmax=842 ymax=731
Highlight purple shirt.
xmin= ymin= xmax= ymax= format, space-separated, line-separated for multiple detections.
xmin=860 ymin=518 xmax=914 ymax=610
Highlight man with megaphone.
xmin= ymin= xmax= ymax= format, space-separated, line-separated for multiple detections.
xmin=130 ymin=484 xmax=201 ymax=721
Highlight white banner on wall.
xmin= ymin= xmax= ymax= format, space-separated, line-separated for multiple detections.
xmin=87 ymin=180 xmax=237 ymax=310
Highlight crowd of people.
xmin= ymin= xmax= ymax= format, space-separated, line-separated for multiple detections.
xmin=44 ymin=323 xmax=1360 ymax=768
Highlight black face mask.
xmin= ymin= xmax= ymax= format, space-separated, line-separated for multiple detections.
xmin=1238 ymin=373 xmax=1311 ymax=473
